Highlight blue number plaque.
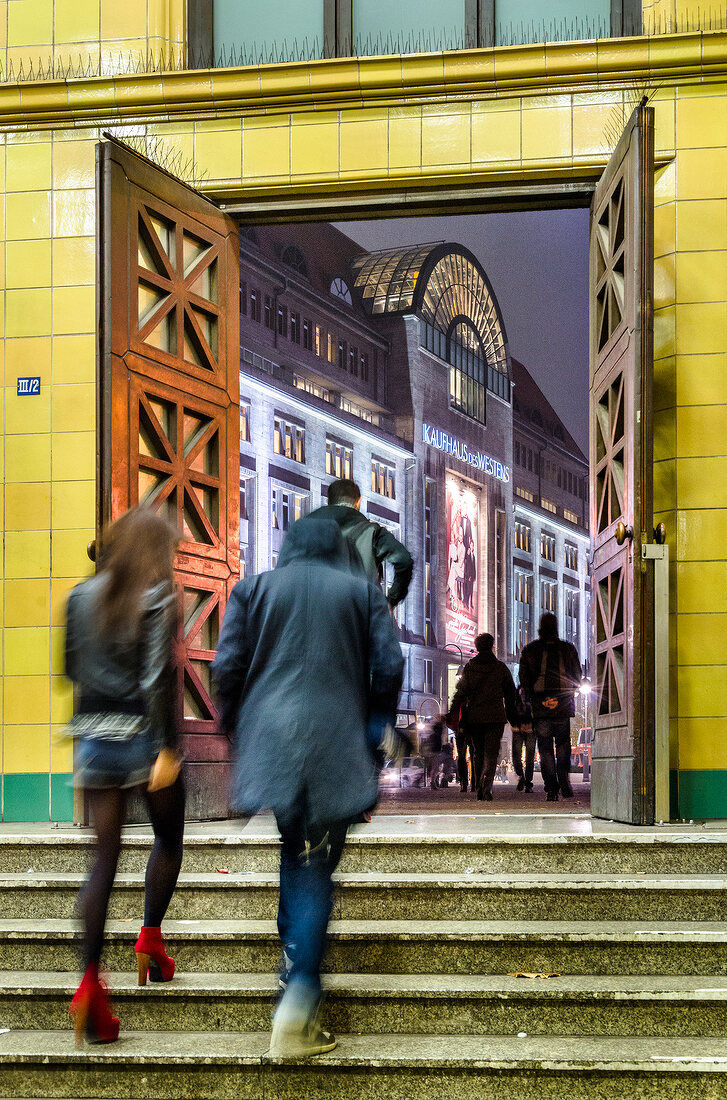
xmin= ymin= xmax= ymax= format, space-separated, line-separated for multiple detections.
xmin=17 ymin=377 xmax=41 ymax=396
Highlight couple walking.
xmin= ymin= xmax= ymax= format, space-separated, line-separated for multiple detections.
xmin=65 ymin=481 xmax=407 ymax=1056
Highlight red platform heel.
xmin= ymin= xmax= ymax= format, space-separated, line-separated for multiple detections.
xmin=69 ymin=964 xmax=120 ymax=1047
xmin=135 ymin=925 xmax=175 ymax=985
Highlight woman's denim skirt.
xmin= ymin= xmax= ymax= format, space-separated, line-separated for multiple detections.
xmin=75 ymin=729 xmax=157 ymax=790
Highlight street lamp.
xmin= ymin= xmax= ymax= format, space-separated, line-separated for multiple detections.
xmin=440 ymin=642 xmax=464 ymax=679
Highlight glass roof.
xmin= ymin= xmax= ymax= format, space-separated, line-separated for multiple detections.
xmin=350 ymin=243 xmax=508 ymax=376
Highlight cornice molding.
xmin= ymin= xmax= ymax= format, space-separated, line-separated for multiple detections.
xmin=0 ymin=31 xmax=725 ymax=129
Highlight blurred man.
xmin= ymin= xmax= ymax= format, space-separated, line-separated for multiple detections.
xmin=519 ymin=612 xmax=582 ymax=801
xmin=305 ymin=478 xmax=413 ymax=608
xmin=212 ymin=517 xmax=403 ymax=1057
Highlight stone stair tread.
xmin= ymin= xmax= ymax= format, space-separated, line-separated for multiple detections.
xmin=3 ymin=917 xmax=727 ymax=940
xmin=3 ymin=1030 xmax=727 ymax=1070
xmin=6 ymin=970 xmax=727 ymax=999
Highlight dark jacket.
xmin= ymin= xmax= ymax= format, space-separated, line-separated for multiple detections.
xmin=519 ymin=637 xmax=582 ymax=720
xmin=447 ymin=650 xmax=519 ymax=728
xmin=211 ymin=517 xmax=404 ymax=828
xmin=65 ymin=576 xmax=177 ymax=747
xmin=304 ymin=503 xmax=413 ymax=607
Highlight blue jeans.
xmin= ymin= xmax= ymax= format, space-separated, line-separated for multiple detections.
xmin=275 ymin=801 xmax=349 ymax=1011
xmin=534 ymin=718 xmax=572 ymax=794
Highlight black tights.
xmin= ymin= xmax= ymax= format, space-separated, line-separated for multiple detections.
xmin=81 ymin=776 xmax=185 ymax=968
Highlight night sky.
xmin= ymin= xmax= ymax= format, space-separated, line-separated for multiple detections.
xmin=334 ymin=210 xmax=590 ymax=454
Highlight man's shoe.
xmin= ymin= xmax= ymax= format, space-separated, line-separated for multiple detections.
xmin=546 ymin=791 xmax=558 ymax=802
xmin=269 ymin=1017 xmax=337 ymax=1058
xmin=560 ymin=782 xmax=574 ymax=798
xmin=516 ymin=777 xmax=525 ymax=791
xmin=524 ymin=782 xmax=534 ymax=793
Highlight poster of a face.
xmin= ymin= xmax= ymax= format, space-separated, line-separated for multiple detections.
xmin=445 ymin=479 xmax=479 ymax=652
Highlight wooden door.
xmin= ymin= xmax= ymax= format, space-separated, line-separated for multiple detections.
xmin=589 ymin=104 xmax=655 ymax=825
xmin=97 ymin=138 xmax=240 ymax=819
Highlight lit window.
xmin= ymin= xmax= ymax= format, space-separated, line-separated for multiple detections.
xmin=274 ymin=416 xmax=305 ymax=463
xmin=540 ymin=532 xmax=556 ymax=562
xmin=564 ymin=508 xmax=579 ymax=525
xmin=293 ymin=374 xmax=334 ymax=403
xmin=515 ymin=520 xmax=531 ymax=553
xmin=271 ymin=486 xmax=309 ymax=534
xmin=515 ymin=486 xmax=535 ymax=503
xmin=240 ymin=400 xmax=251 ymax=443
xmin=541 ymin=579 xmax=557 ymax=614
xmin=327 ymin=333 xmax=335 ymax=364
xmin=371 ymin=458 xmax=395 ymax=499
xmin=565 ymin=543 xmax=578 ymax=571
xmin=326 ymin=438 xmax=353 ymax=480
xmin=315 ymin=324 xmax=323 ymax=357
xmin=541 ymin=498 xmax=557 ymax=514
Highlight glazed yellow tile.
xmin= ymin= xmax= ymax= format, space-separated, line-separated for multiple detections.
xmin=242 ymin=127 xmax=290 ymax=179
xmin=5 ymin=432 xmax=51 ymax=482
xmin=676 ymin=405 xmax=727 ymax=458
xmin=51 ymin=675 xmax=74 ymax=724
xmin=6 ymin=143 xmax=52 ymax=192
xmin=678 ymin=718 xmax=727 ymax=771
xmin=654 ymin=407 xmax=675 ymax=457
xmin=677 ymin=508 xmax=727 ymax=562
xmin=521 ymin=108 xmax=571 ymax=162
xmin=4 ymin=337 xmax=51 ymax=387
xmin=54 ymin=0 xmax=100 ymax=43
xmin=472 ymin=110 xmax=521 ymax=164
xmin=51 ymin=430 xmax=95 ymax=482
xmin=388 ymin=114 xmax=421 ymax=170
xmin=653 ymin=304 xmax=675 ymax=361
xmin=195 ymin=126 xmax=242 ymax=181
xmin=654 ymin=161 xmax=676 ymax=207
xmin=52 ymin=528 xmax=95 ymax=578
xmin=675 ymin=303 xmax=727 ymax=356
xmin=676 ymin=200 xmax=727 ymax=253
xmin=677 ymin=665 xmax=727 ymax=718
xmin=52 ymin=287 xmax=95 ymax=335
xmin=422 ymin=111 xmax=470 ymax=167
xmin=50 ymin=626 xmax=65 ymax=677
xmin=654 ymin=95 xmax=675 ymax=154
xmin=653 ymin=458 xmax=676 ymax=514
xmin=7 ymin=0 xmax=53 ymax=47
xmin=677 ymin=457 xmax=727 ymax=509
xmin=52 ymin=140 xmax=96 ymax=190
xmin=340 ymin=119 xmax=388 ymax=174
xmin=676 ymin=93 xmax=727 ymax=148
xmin=572 ymin=104 xmax=613 ymax=158
xmin=675 ymin=251 xmax=727 ymax=304
xmin=4 ymin=628 xmax=51 ymax=677
xmin=5 ymin=385 xmax=51 ymax=434
xmin=51 ymin=733 xmax=74 ymax=774
xmin=653 ymin=355 xmax=676 ymax=412
xmin=676 ymin=148 xmax=727 ymax=202
xmin=53 ymin=189 xmax=95 ymax=239
xmin=654 ymin=255 xmax=676 ymax=310
xmin=2 ymin=724 xmax=50 ymax=772
xmin=52 ymin=578 xmax=82 ymax=628
xmin=291 ymin=122 xmax=338 ymax=177
xmin=53 ymin=41 xmax=101 ymax=73
xmin=5 ymin=191 xmax=51 ymax=240
xmin=5 ymin=289 xmax=52 ymax=338
xmin=5 ymin=240 xmax=52 ymax=289
xmin=4 ymin=579 xmax=50 ymax=628
xmin=653 ymin=201 xmax=675 ymax=258
xmin=50 ymin=478 xmax=95 ymax=529
xmin=51 ymin=334 xmax=95 ymax=385
xmin=100 ymin=0 xmax=147 ymax=40
xmin=53 ymin=384 xmax=95 ymax=434
xmin=676 ymin=354 xmax=727 ymax=406
xmin=52 ymin=237 xmax=95 ymax=288
xmin=5 ymin=530 xmax=51 ymax=579
xmin=5 ymin=482 xmax=51 ymax=530
xmin=3 ymin=673 xmax=51 ymax=726
xmin=677 ymin=561 xmax=727 ymax=613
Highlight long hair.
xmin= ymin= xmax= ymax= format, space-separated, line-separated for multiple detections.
xmin=96 ymin=508 xmax=179 ymax=642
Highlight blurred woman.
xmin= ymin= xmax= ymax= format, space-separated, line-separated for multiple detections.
xmin=64 ymin=508 xmax=184 ymax=1045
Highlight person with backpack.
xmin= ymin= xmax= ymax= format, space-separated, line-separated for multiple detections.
xmin=519 ymin=612 xmax=582 ymax=801
xmin=304 ymin=478 xmax=413 ymax=608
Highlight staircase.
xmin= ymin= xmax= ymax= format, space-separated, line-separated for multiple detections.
xmin=2 ymin=821 xmax=727 ymax=1097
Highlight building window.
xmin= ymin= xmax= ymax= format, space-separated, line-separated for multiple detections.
xmin=271 ymin=485 xmax=309 ymax=535
xmin=372 ymin=458 xmax=395 ymax=499
xmin=330 ymin=276 xmax=352 ymax=304
xmin=541 ymin=498 xmax=557 ymax=514
xmin=315 ymin=324 xmax=323 ymax=357
xmin=239 ymin=545 xmax=247 ymax=579
xmin=290 ymin=312 xmax=301 ymax=344
xmin=326 ymin=438 xmax=353 ymax=480
xmin=341 ymin=397 xmax=379 ymax=425
xmin=515 ymin=486 xmax=535 ymax=503
xmin=515 ymin=570 xmax=532 ymax=653
xmin=240 ymin=399 xmax=251 ymax=443
xmin=274 ymin=417 xmax=305 ymax=463
xmin=250 ymin=288 xmax=261 ymax=322
xmin=515 ymin=520 xmax=531 ymax=553
xmin=349 ymin=344 xmax=358 ymax=376
xmin=338 ymin=339 xmax=347 ymax=369
xmin=424 ymin=658 xmax=434 ymax=695
xmin=564 ymin=508 xmax=580 ymax=525
xmin=240 ymin=476 xmax=250 ymax=521
xmin=565 ymin=588 xmax=579 ymax=646
xmin=240 ymin=280 xmax=247 ymax=316
xmin=424 ymin=479 xmax=435 ymax=647
xmin=565 ymin=543 xmax=578 ymax=571
xmin=303 ymin=318 xmax=312 ymax=351
xmin=280 ymin=243 xmax=308 ymax=277
xmin=541 ymin=532 xmax=556 ymax=562
xmin=264 ymin=294 xmax=274 ymax=330
xmin=327 ymin=332 xmax=335 ymax=364
xmin=360 ymin=351 xmax=369 ymax=381
xmin=293 ymin=374 xmax=334 ymax=403
xmin=277 ymin=305 xmax=287 ymax=336
xmin=541 ymin=579 xmax=557 ymax=614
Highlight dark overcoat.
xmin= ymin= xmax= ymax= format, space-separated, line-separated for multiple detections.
xmin=211 ymin=517 xmax=404 ymax=827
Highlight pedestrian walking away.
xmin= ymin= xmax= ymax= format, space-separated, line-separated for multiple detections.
xmin=212 ymin=516 xmax=404 ymax=1058
xmin=446 ymin=633 xmax=519 ymax=801
xmin=519 ymin=612 xmax=582 ymax=801
xmin=64 ymin=508 xmax=185 ymax=1046
xmin=512 ymin=686 xmax=536 ymax=793
xmin=302 ymin=477 xmax=413 ymax=607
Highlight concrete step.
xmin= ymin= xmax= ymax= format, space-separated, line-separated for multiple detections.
xmin=5 ymin=827 xmax=727 ymax=875
xmin=5 ymin=971 xmax=727 ymax=1037
xmin=5 ymin=871 xmax=727 ymax=922
xmin=3 ymin=918 xmax=727 ymax=976
xmin=2 ymin=1030 xmax=727 ymax=1099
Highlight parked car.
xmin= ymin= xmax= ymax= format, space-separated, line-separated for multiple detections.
xmin=378 ymin=756 xmax=426 ymax=788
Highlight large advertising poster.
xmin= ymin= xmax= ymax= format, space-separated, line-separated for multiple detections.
xmin=445 ymin=478 xmax=479 ymax=653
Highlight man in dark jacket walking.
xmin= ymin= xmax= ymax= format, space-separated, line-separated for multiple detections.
xmin=446 ymin=633 xmax=519 ymax=801
xmin=212 ymin=517 xmax=403 ymax=1058
xmin=519 ymin=612 xmax=582 ymax=801
xmin=305 ymin=478 xmax=413 ymax=607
